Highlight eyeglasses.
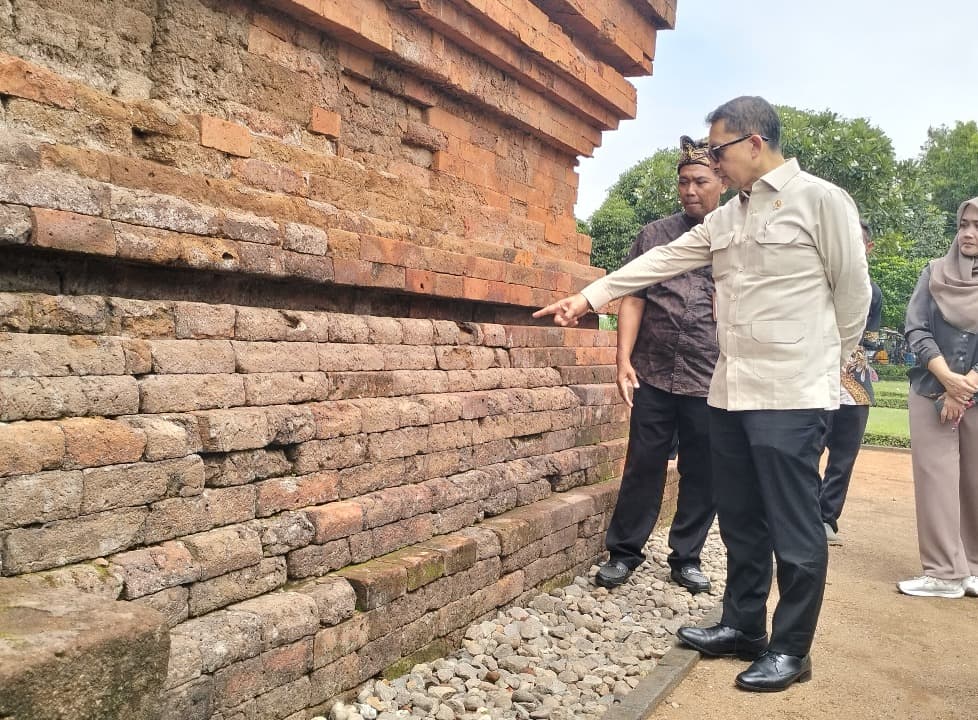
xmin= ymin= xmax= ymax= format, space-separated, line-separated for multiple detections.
xmin=707 ymin=134 xmax=769 ymax=163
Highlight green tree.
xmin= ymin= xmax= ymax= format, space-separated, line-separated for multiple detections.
xmin=919 ymin=121 xmax=978 ymax=234
xmin=587 ymin=195 xmax=641 ymax=274
xmin=870 ymin=254 xmax=930 ymax=331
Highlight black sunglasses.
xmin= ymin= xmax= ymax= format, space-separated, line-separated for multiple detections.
xmin=707 ymin=134 xmax=769 ymax=162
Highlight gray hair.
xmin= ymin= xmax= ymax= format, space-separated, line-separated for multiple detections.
xmin=706 ymin=96 xmax=781 ymax=151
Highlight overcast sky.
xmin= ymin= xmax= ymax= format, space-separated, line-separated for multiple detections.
xmin=574 ymin=0 xmax=978 ymax=219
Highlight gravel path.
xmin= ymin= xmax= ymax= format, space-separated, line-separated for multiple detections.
xmin=323 ymin=524 xmax=727 ymax=720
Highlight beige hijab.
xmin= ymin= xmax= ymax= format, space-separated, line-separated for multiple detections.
xmin=929 ymin=197 xmax=978 ymax=333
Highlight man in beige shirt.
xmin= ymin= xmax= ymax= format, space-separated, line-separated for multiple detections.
xmin=535 ymin=96 xmax=871 ymax=692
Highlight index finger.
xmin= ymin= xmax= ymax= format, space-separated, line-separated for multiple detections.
xmin=532 ymin=302 xmax=561 ymax=319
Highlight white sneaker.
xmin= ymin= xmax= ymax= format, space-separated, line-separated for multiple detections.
xmin=963 ymin=576 xmax=978 ymax=597
xmin=824 ymin=523 xmax=843 ymax=546
xmin=897 ymin=575 xmax=965 ymax=598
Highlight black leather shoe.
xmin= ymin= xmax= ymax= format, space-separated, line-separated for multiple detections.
xmin=671 ymin=565 xmax=711 ymax=593
xmin=676 ymin=624 xmax=768 ymax=660
xmin=595 ymin=559 xmax=631 ymax=588
xmin=735 ymin=651 xmax=812 ymax=692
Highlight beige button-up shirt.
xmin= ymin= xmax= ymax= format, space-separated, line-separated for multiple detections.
xmin=582 ymin=159 xmax=872 ymax=411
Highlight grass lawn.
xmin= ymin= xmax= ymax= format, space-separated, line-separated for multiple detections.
xmin=864 ymin=406 xmax=910 ymax=446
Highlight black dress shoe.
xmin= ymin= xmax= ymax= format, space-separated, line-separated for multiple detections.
xmin=676 ymin=624 xmax=768 ymax=660
xmin=670 ymin=565 xmax=711 ymax=593
xmin=595 ymin=559 xmax=632 ymax=588
xmin=735 ymin=651 xmax=812 ymax=692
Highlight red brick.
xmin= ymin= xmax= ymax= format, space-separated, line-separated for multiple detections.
xmin=335 ymin=560 xmax=407 ymax=611
xmin=199 ymin=114 xmax=252 ymax=157
xmin=32 ymin=207 xmax=116 ymax=256
xmin=305 ymin=500 xmax=364 ymax=543
xmin=0 ymin=53 xmax=76 ymax=109
xmin=59 ymin=417 xmax=145 ymax=469
xmin=256 ymin=473 xmax=340 ymax=517
xmin=308 ymin=107 xmax=342 ymax=138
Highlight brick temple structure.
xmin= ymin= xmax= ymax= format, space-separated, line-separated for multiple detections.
xmin=0 ymin=1 xmax=678 ymax=718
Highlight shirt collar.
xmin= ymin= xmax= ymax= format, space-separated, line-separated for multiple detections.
xmin=754 ymin=157 xmax=800 ymax=192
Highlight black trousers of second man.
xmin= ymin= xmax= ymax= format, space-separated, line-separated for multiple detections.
xmin=710 ymin=407 xmax=829 ymax=657
xmin=604 ymin=382 xmax=715 ymax=573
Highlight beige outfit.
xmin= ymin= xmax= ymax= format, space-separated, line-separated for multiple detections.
xmin=582 ymin=159 xmax=872 ymax=411
xmin=908 ymin=390 xmax=978 ymax=579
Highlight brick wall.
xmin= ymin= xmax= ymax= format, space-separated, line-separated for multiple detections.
xmin=0 ymin=1 xmax=676 ymax=717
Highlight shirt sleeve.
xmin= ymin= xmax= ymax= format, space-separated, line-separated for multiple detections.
xmin=904 ymin=265 xmax=941 ymax=366
xmin=860 ymin=282 xmax=883 ymax=349
xmin=581 ymin=222 xmax=712 ymax=311
xmin=815 ymin=188 xmax=872 ymax=364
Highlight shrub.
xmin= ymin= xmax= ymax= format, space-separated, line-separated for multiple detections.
xmin=873 ymin=364 xmax=910 ymax=381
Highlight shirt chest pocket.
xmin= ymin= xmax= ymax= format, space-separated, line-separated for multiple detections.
xmin=753 ymin=221 xmax=816 ymax=277
xmin=709 ymin=231 xmax=736 ymax=280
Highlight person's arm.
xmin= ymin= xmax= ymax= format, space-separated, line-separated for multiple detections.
xmin=905 ymin=266 xmax=978 ymax=401
xmin=860 ymin=283 xmax=883 ymax=349
xmin=534 ymin=223 xmax=713 ymax=324
xmin=615 ymin=296 xmax=645 ymax=407
xmin=815 ymin=189 xmax=872 ymax=363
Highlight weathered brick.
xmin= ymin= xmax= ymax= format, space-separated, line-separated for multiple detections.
xmin=0 ymin=203 xmax=32 ymax=245
xmin=242 ymin=371 xmax=330 ymax=406
xmin=160 ymin=676 xmax=213 ymax=720
xmin=233 ymin=341 xmax=319 ymax=373
xmin=308 ymin=107 xmax=341 ymax=138
xmin=108 ymin=187 xmax=222 ymax=236
xmin=187 ymin=557 xmax=287 ymax=617
xmin=122 ymin=415 xmax=203 ymax=462
xmin=308 ymin=653 xmax=358 ymax=706
xmin=140 ymin=374 xmax=246 ymax=413
xmin=256 ymin=675 xmax=311 ymax=719
xmin=222 ymin=210 xmax=281 ymax=245
xmin=33 ymin=207 xmax=116 ymax=256
xmin=0 ymin=468 xmax=83 ymax=530
xmin=0 ymin=375 xmax=139 ymax=421
xmin=264 ymin=404 xmax=317 ymax=445
xmin=312 ymin=614 xmax=368 ymax=668
xmin=335 ymin=560 xmax=407 ymax=611
xmin=379 ymin=545 xmax=445 ymax=592
xmin=0 ymin=52 xmax=76 ymax=108
xmin=142 ymin=486 xmax=256 ymax=544
xmin=133 ymin=586 xmax=191 ymax=628
xmin=204 ymin=449 xmax=291 ymax=488
xmin=199 ymin=114 xmax=252 ymax=157
xmin=148 ymin=339 xmax=235 ymax=374
xmin=0 ymin=332 xmax=126 ymax=377
xmin=304 ymin=500 xmax=363 ymax=543
xmin=60 ymin=417 xmax=146 ymax=468
xmin=288 ymin=435 xmax=368 ymax=474
xmin=111 ymin=541 xmax=201 ymax=600
xmin=182 ymin=525 xmax=263 ymax=580
xmin=248 ymin=511 xmax=315 ymax=556
xmin=318 ymin=343 xmax=385 ymax=372
xmin=81 ymin=457 xmax=200 ymax=513
xmin=256 ymin=472 xmax=339 ymax=517
xmin=290 ymin=576 xmax=356 ymax=627
xmin=173 ymin=302 xmax=236 ymax=338
xmin=234 ymin=308 xmax=332 ymax=342
xmin=283 ymin=222 xmax=328 ymax=255
xmin=0 ymin=166 xmax=104 ymax=216
xmin=1 ymin=507 xmax=147 ymax=574
xmin=195 ymin=407 xmax=272 ymax=452
xmin=172 ymin=609 xmax=263 ymax=673
xmin=285 ymin=539 xmax=351 ymax=579
xmin=0 ymin=422 xmax=65 ymax=477
xmin=232 ymin=591 xmax=320 ymax=650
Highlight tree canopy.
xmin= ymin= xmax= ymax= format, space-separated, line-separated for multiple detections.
xmin=582 ymin=106 xmax=974 ymax=330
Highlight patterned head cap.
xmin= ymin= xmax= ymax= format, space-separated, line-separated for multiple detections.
xmin=677 ymin=135 xmax=711 ymax=172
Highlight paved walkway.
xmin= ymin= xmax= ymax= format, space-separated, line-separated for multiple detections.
xmin=627 ymin=447 xmax=978 ymax=720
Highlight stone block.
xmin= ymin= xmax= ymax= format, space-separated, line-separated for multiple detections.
xmin=188 ymin=557 xmax=287 ymax=617
xmin=0 ymin=580 xmax=168 ymax=719
xmin=172 ymin=609 xmax=263 ymax=673
xmin=285 ymin=539 xmax=351 ymax=580
xmin=305 ymin=500 xmax=363 ymax=543
xmin=142 ymin=486 xmax=256 ymax=545
xmin=60 ymin=417 xmax=146 ymax=468
xmin=111 ymin=541 xmax=201 ymax=600
xmin=249 ymin=511 xmax=315 ymax=556
xmin=0 ymin=468 xmax=82 ymax=530
xmin=232 ymin=591 xmax=320 ymax=650
xmin=290 ymin=575 xmax=356 ymax=627
xmin=199 ymin=114 xmax=252 ymax=157
xmin=139 ymin=373 xmax=244 ymax=414
xmin=335 ymin=560 xmax=407 ymax=611
xmin=182 ymin=525 xmax=263 ymax=580
xmin=312 ymin=613 xmax=368 ymax=668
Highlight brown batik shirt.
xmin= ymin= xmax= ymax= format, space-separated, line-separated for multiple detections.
xmin=624 ymin=212 xmax=718 ymax=398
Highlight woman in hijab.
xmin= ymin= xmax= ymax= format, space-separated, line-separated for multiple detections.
xmin=898 ymin=197 xmax=978 ymax=598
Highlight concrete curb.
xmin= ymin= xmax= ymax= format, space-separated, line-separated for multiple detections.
xmin=603 ymin=605 xmax=722 ymax=720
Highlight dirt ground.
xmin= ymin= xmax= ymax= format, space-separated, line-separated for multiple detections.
xmin=649 ymin=447 xmax=978 ymax=720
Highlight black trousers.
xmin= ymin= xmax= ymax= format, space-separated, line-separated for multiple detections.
xmin=819 ymin=404 xmax=870 ymax=532
xmin=710 ymin=407 xmax=828 ymax=657
xmin=605 ymin=382 xmax=715 ymax=572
